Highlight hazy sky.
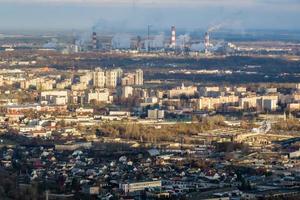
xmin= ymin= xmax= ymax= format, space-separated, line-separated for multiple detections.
xmin=0 ymin=0 xmax=299 ymax=31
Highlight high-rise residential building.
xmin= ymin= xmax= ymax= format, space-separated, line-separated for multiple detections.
xmin=134 ymin=69 xmax=143 ymax=86
xmin=93 ymin=68 xmax=105 ymax=88
xmin=115 ymin=68 xmax=123 ymax=85
xmin=105 ymin=70 xmax=118 ymax=88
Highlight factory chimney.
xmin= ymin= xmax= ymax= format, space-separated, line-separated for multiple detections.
xmin=170 ymin=26 xmax=176 ymax=49
xmin=204 ymin=32 xmax=210 ymax=53
xmin=92 ymin=32 xmax=97 ymax=50
xmin=137 ymin=36 xmax=142 ymax=50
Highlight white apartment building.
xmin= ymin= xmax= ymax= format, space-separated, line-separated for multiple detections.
xmin=168 ymin=83 xmax=197 ymax=98
xmin=134 ymin=69 xmax=143 ymax=85
xmin=80 ymin=72 xmax=93 ymax=85
xmin=88 ymin=89 xmax=112 ymax=103
xmin=105 ymin=70 xmax=118 ymax=88
xmin=40 ymin=90 xmax=69 ymax=105
xmin=122 ymin=86 xmax=133 ymax=98
xmin=120 ymin=180 xmax=162 ymax=193
xmin=93 ymin=68 xmax=106 ymax=88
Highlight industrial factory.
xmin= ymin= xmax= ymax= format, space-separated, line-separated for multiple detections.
xmin=66 ymin=25 xmax=236 ymax=55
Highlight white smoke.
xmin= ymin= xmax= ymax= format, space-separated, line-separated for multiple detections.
xmin=207 ymin=20 xmax=245 ymax=33
xmin=43 ymin=38 xmax=58 ymax=48
xmin=211 ymin=40 xmax=225 ymax=51
xmin=152 ymin=33 xmax=165 ymax=48
xmin=190 ymin=43 xmax=205 ymax=51
xmin=112 ymin=33 xmax=132 ymax=49
xmin=176 ymin=34 xmax=190 ymax=49
xmin=208 ymin=23 xmax=227 ymax=33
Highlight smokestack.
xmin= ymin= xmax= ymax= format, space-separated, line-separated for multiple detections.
xmin=137 ymin=36 xmax=142 ymax=50
xmin=204 ymin=32 xmax=210 ymax=53
xmin=92 ymin=32 xmax=97 ymax=50
xmin=171 ymin=26 xmax=176 ymax=49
